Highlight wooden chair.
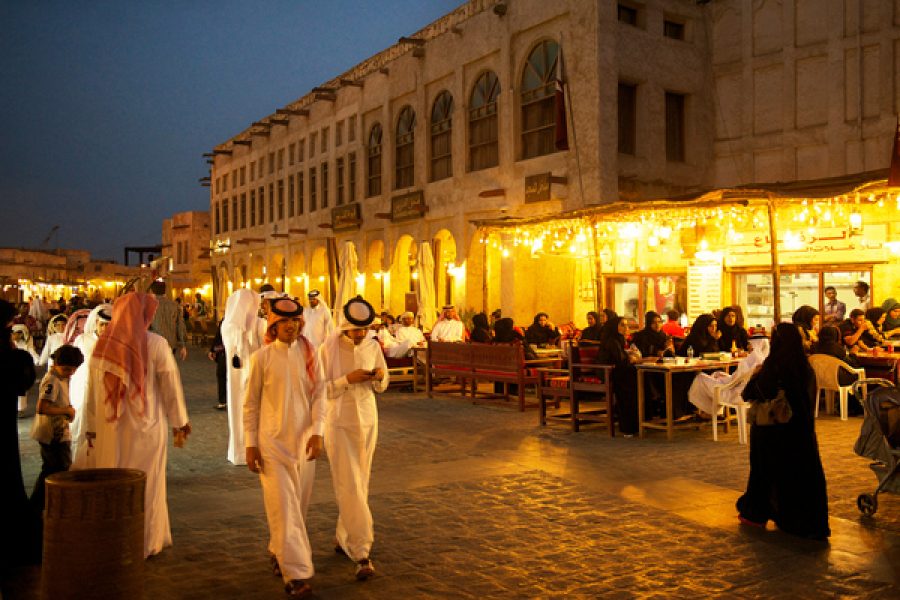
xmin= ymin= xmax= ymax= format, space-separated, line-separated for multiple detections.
xmin=538 ymin=345 xmax=615 ymax=434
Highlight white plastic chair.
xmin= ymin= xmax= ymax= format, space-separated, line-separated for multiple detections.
xmin=808 ymin=354 xmax=866 ymax=421
xmin=712 ymin=370 xmax=753 ymax=444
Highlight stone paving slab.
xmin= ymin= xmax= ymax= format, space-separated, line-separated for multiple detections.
xmin=6 ymin=349 xmax=900 ymax=599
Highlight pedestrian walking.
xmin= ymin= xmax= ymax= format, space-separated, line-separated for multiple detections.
xmin=302 ymin=290 xmax=334 ymax=348
xmin=243 ymin=297 xmax=325 ymax=598
xmin=148 ymin=280 xmax=188 ymax=360
xmin=222 ymin=288 xmax=262 ymax=465
xmin=208 ymin=319 xmax=227 ymax=410
xmin=318 ymin=296 xmax=388 ymax=581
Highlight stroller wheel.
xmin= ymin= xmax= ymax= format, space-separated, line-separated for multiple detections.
xmin=857 ymin=493 xmax=878 ymax=516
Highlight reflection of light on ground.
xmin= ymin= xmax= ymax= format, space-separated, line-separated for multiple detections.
xmin=620 ymin=484 xmax=647 ymax=503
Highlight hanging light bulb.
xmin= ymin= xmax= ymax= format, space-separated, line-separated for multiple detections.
xmin=849 ymin=209 xmax=863 ymax=232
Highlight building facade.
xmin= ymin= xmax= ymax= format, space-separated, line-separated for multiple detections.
xmin=160 ymin=210 xmax=212 ymax=304
xmin=207 ymin=0 xmax=900 ymax=326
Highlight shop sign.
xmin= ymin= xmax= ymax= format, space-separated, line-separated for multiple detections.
xmin=391 ymin=191 xmax=426 ymax=222
xmin=524 ymin=173 xmax=551 ymax=203
xmin=725 ymin=224 xmax=888 ymax=268
xmin=332 ymin=204 xmax=361 ymax=233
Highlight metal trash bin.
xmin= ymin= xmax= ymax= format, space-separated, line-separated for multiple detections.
xmin=41 ymin=468 xmax=146 ymax=600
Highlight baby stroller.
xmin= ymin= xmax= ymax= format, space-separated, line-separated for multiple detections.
xmin=852 ymin=378 xmax=900 ymax=516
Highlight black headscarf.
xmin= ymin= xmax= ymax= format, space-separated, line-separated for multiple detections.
xmin=597 ymin=316 xmax=629 ymax=367
xmin=678 ymin=313 xmax=719 ymax=356
xmin=525 ymin=312 xmax=559 ymax=346
xmin=742 ymin=323 xmax=813 ymax=423
xmin=493 ymin=318 xmax=522 ymax=343
xmin=580 ymin=311 xmax=603 ymax=342
xmin=631 ymin=311 xmax=669 ymax=357
xmin=470 ymin=312 xmax=492 ymax=344
xmin=717 ymin=306 xmax=750 ymax=351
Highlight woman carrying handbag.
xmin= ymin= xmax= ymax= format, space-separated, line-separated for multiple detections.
xmin=736 ymin=322 xmax=831 ymax=540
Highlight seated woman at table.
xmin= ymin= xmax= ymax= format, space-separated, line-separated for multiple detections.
xmin=811 ymin=325 xmax=860 ymax=388
xmin=792 ymin=305 xmax=820 ymax=352
xmin=717 ymin=306 xmax=750 ymax=353
xmin=882 ymin=298 xmax=900 ymax=339
xmin=737 ymin=323 xmax=830 ymax=540
xmin=469 ymin=312 xmax=493 ymax=344
xmin=524 ymin=313 xmax=561 ymax=347
xmin=596 ymin=316 xmax=640 ymax=436
xmin=861 ymin=308 xmax=887 ymax=349
xmin=676 ymin=314 xmax=720 ymax=357
xmin=631 ymin=311 xmax=674 ymax=358
xmin=577 ymin=311 xmax=603 ymax=344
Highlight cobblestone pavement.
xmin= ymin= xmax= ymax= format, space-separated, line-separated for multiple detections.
xmin=7 ymin=348 xmax=900 ymax=599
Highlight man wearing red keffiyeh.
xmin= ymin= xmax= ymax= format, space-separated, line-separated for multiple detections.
xmin=72 ymin=292 xmax=191 ymax=558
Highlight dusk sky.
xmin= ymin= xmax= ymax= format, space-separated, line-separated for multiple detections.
xmin=0 ymin=0 xmax=460 ymax=261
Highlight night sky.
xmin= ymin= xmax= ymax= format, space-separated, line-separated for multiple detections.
xmin=1 ymin=0 xmax=460 ymax=261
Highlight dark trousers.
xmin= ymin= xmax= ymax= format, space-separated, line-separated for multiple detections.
xmin=31 ymin=440 xmax=71 ymax=512
xmin=216 ymin=355 xmax=227 ymax=404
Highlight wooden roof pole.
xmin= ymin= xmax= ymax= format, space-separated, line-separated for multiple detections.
xmin=767 ymin=194 xmax=782 ymax=326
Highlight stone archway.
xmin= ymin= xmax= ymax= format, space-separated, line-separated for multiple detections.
xmin=309 ymin=245 xmax=330 ymax=306
xmin=268 ymin=253 xmax=286 ymax=292
xmin=433 ymin=229 xmax=459 ymax=308
xmin=366 ymin=240 xmax=385 ymax=310
xmin=389 ymin=234 xmax=416 ymax=313
xmin=288 ymin=250 xmax=306 ymax=298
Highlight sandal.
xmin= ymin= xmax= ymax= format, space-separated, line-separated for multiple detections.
xmin=284 ymin=580 xmax=312 ymax=598
xmin=355 ymin=558 xmax=375 ymax=581
xmin=270 ymin=554 xmax=282 ymax=577
xmin=738 ymin=515 xmax=766 ymax=528
xmin=334 ymin=538 xmax=347 ymax=556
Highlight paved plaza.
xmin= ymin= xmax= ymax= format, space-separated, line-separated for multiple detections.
xmin=8 ymin=349 xmax=900 ymax=599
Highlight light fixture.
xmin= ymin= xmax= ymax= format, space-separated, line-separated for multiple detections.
xmin=849 ymin=209 xmax=863 ymax=233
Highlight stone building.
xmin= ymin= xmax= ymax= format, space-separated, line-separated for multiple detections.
xmin=207 ymin=0 xmax=900 ymax=326
xmin=160 ymin=210 xmax=212 ymax=305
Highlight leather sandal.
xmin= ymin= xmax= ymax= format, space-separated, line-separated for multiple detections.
xmin=355 ymin=558 xmax=375 ymax=581
xmin=284 ymin=580 xmax=312 ymax=598
xmin=270 ymin=554 xmax=282 ymax=577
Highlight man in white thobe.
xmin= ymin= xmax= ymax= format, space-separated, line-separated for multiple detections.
xmin=429 ymin=305 xmax=464 ymax=342
xmin=244 ymin=297 xmax=326 ymax=598
xmin=319 ymin=296 xmax=388 ymax=581
xmin=74 ymin=293 xmax=191 ymax=559
xmin=302 ymin=290 xmax=334 ymax=348
xmin=372 ymin=318 xmax=411 ymax=358
xmin=395 ymin=312 xmax=426 ymax=349
xmin=221 ymin=288 xmax=262 ymax=465
xmin=69 ymin=303 xmax=111 ymax=468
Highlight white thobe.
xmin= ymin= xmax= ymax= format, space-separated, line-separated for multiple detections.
xmin=222 ymin=318 xmax=261 ymax=465
xmin=243 ymin=340 xmax=326 ymax=583
xmin=37 ymin=332 xmax=65 ymax=367
xmin=395 ymin=325 xmax=425 ymax=347
xmin=688 ymin=343 xmax=769 ymax=415
xmin=73 ymin=332 xmax=189 ymax=558
xmin=302 ymin=304 xmax=334 ymax=348
xmin=69 ymin=331 xmax=100 ymax=467
xmin=377 ymin=328 xmax=411 ymax=358
xmin=319 ymin=334 xmax=389 ymax=562
xmin=429 ymin=319 xmax=464 ymax=342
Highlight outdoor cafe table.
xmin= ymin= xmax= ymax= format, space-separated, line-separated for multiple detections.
xmin=637 ymin=356 xmax=743 ymax=441
xmin=854 ymin=349 xmax=900 ymax=385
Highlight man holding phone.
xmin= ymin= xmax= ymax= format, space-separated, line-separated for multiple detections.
xmin=318 ymin=296 xmax=389 ymax=581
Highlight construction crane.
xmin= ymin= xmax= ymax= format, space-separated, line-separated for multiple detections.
xmin=40 ymin=225 xmax=60 ymax=249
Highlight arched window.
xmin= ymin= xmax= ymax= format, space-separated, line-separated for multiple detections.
xmin=394 ymin=106 xmax=416 ymax=189
xmin=520 ymin=39 xmax=561 ymax=159
xmin=468 ymin=71 xmax=500 ymax=171
xmin=430 ymin=91 xmax=453 ymax=181
xmin=366 ymin=123 xmax=382 ymax=197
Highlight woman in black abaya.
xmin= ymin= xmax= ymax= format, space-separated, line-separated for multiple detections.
xmin=737 ymin=322 xmax=830 ymax=540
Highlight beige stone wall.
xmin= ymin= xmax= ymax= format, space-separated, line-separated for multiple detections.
xmin=711 ymin=0 xmax=900 ymax=186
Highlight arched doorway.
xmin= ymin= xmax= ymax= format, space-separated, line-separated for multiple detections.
xmin=432 ymin=229 xmax=459 ymax=308
xmin=309 ymin=246 xmax=330 ymax=306
xmin=288 ymin=250 xmax=306 ymax=298
xmin=269 ymin=253 xmax=286 ymax=292
xmin=389 ymin=235 xmax=416 ymax=313
xmin=366 ymin=240 xmax=385 ymax=310
xmin=249 ymin=254 xmax=266 ymax=290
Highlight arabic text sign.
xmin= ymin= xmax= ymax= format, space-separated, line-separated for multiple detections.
xmin=332 ymin=204 xmax=361 ymax=232
xmin=391 ymin=191 xmax=425 ymax=222
xmin=724 ymin=224 xmax=888 ymax=267
xmin=524 ymin=173 xmax=551 ymax=203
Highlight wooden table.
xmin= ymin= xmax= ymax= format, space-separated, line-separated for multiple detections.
xmin=854 ymin=350 xmax=900 ymax=384
xmin=636 ymin=357 xmax=742 ymax=440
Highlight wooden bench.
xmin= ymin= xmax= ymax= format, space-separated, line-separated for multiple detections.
xmin=537 ymin=344 xmax=616 ymax=434
xmin=426 ymin=342 xmax=558 ymax=411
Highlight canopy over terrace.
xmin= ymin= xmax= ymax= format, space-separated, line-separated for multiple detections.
xmin=471 ymin=169 xmax=900 ymax=326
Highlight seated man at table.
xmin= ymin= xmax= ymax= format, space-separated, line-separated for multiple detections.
xmin=395 ymin=312 xmax=426 ymax=349
xmin=840 ymin=309 xmax=870 ymax=352
xmin=524 ymin=313 xmax=561 ymax=348
xmin=430 ymin=306 xmax=465 ymax=342
xmin=374 ymin=317 xmax=414 ymax=359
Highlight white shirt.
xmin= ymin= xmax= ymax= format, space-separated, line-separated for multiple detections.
xmin=243 ymin=339 xmax=326 ymax=463
xmin=430 ymin=319 xmax=464 ymax=342
xmin=319 ymin=334 xmax=388 ymax=429
xmin=395 ymin=325 xmax=425 ymax=346
xmin=302 ymin=303 xmax=335 ymax=347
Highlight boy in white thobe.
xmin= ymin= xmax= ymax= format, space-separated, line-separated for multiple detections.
xmin=319 ymin=296 xmax=388 ymax=581
xmin=244 ymin=298 xmax=326 ymax=599
xmin=221 ymin=288 xmax=262 ymax=465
